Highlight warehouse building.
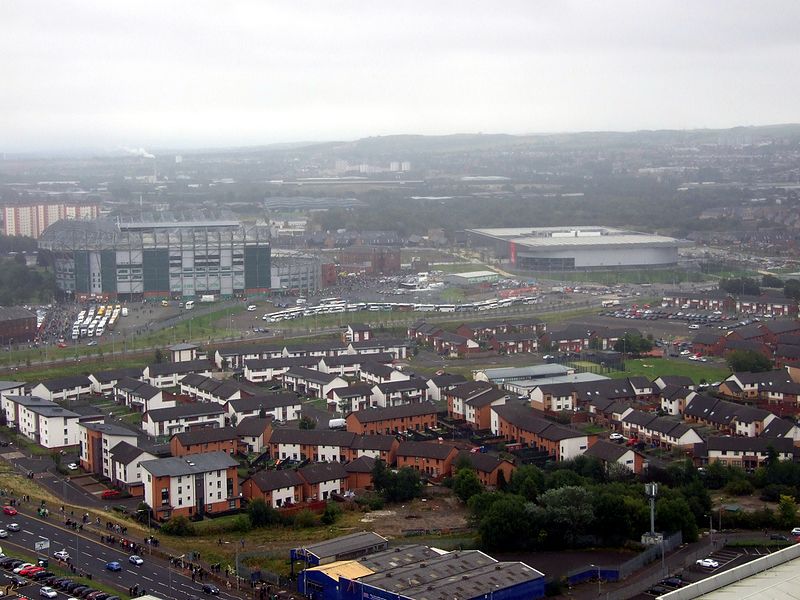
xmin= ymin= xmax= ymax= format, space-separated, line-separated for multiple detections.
xmin=0 ymin=306 xmax=37 ymax=344
xmin=38 ymin=216 xmax=270 ymax=300
xmin=443 ymin=270 xmax=500 ymax=286
xmin=297 ymin=540 xmax=546 ymax=600
xmin=466 ymin=226 xmax=687 ymax=271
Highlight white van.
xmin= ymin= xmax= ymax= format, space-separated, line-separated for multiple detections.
xmin=184 ymin=300 xmax=195 ymax=310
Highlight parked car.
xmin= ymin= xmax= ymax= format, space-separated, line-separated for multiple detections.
xmin=770 ymin=534 xmax=789 ymax=541
xmin=609 ymin=432 xmax=625 ymax=442
xmin=13 ymin=563 xmax=33 ymax=574
xmin=101 ymin=490 xmax=120 ymax=500
xmin=40 ymin=587 xmax=58 ymax=598
xmin=791 ymin=527 xmax=800 ymax=536
xmin=67 ymin=463 xmax=78 ymax=470
xmin=696 ymin=558 xmax=719 ymax=568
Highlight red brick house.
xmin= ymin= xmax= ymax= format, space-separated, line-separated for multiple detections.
xmin=395 ymin=441 xmax=459 ymax=479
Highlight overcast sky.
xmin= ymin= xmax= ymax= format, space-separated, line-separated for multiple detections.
xmin=2 ymin=1 xmax=800 ymax=152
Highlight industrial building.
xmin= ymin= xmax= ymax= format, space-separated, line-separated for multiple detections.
xmin=338 ymin=246 xmax=401 ymax=275
xmin=443 ymin=270 xmax=500 ymax=286
xmin=296 ymin=538 xmax=546 ymax=600
xmin=0 ymin=306 xmax=37 ymax=344
xmin=466 ymin=226 xmax=687 ymax=271
xmin=38 ymin=216 xmax=271 ymax=300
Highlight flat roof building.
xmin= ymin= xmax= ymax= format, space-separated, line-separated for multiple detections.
xmin=466 ymin=226 xmax=688 ymax=271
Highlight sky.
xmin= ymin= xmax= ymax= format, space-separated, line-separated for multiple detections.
xmin=2 ymin=0 xmax=800 ymax=152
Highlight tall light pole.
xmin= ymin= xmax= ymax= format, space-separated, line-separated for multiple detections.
xmin=590 ymin=563 xmax=601 ymax=596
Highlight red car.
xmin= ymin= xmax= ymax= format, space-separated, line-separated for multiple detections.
xmin=19 ymin=565 xmax=44 ymax=576
xmin=57 ymin=343 xmax=68 ymax=348
xmin=2 ymin=506 xmax=17 ymax=516
xmin=101 ymin=490 xmax=120 ymax=500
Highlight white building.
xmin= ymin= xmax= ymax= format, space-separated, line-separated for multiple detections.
xmin=3 ymin=396 xmax=80 ymax=448
xmin=142 ymin=403 xmax=226 ymax=437
xmin=30 ymin=375 xmax=92 ymax=403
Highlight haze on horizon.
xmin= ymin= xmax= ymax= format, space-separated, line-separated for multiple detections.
xmin=2 ymin=0 xmax=800 ymax=153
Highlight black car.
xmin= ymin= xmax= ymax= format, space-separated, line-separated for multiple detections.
xmin=93 ymin=593 xmax=110 ymax=600
xmin=11 ymin=575 xmax=27 ymax=587
xmin=770 ymin=534 xmax=790 ymax=541
xmin=648 ymin=585 xmax=669 ymax=596
xmin=42 ymin=575 xmax=60 ymax=586
xmin=661 ymin=577 xmax=683 ymax=588
xmin=72 ymin=586 xmax=89 ymax=596
xmin=33 ymin=571 xmax=54 ymax=581
xmin=6 ymin=559 xmax=24 ymax=570
xmin=105 ymin=596 xmax=120 ymax=600
xmin=202 ymin=584 xmax=220 ymax=595
xmin=79 ymin=589 xmax=98 ymax=598
xmin=0 ymin=558 xmax=16 ymax=568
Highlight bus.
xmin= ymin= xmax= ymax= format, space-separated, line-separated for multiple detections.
xmin=319 ymin=297 xmax=344 ymax=305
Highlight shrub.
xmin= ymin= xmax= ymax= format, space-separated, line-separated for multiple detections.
xmin=321 ymin=503 xmax=342 ymax=525
xmin=161 ymin=515 xmax=196 ymax=536
xmin=725 ymin=479 xmax=754 ymax=496
xmin=293 ymin=509 xmax=317 ymax=528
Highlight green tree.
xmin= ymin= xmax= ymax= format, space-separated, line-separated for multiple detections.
xmin=134 ymin=502 xmax=152 ymax=525
xmin=372 ymin=461 xmax=423 ymax=503
xmin=726 ymin=349 xmax=772 ymax=373
xmin=762 ymin=274 xmax=784 ymax=288
xmin=248 ymin=498 xmax=280 ymax=528
xmin=478 ymin=495 xmax=534 ymax=551
xmin=321 ymin=503 xmax=342 ymax=525
xmin=540 ymin=486 xmax=595 ymax=546
xmin=154 ymin=348 xmax=164 ymax=364
xmin=778 ymin=494 xmax=798 ymax=528
xmin=453 ymin=468 xmax=484 ymax=503
xmin=161 ymin=515 xmax=195 ymax=536
xmin=784 ymin=279 xmax=800 ymax=301
xmin=656 ymin=496 xmax=698 ymax=542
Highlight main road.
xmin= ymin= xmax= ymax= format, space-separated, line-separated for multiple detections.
xmin=0 ymin=511 xmax=244 ymax=600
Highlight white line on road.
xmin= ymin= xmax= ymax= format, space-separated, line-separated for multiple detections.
xmin=142 ymin=576 xmax=153 ymax=582
xmin=126 ymin=570 xmax=137 ymax=575
xmin=22 ymin=530 xmax=34 ymax=535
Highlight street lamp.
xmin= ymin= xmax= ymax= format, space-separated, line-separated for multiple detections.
xmin=590 ymin=564 xmax=601 ymax=595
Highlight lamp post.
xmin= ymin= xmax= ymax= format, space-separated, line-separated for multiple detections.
xmin=590 ymin=564 xmax=601 ymax=596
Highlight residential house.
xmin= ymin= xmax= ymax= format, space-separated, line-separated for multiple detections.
xmin=457 ymin=451 xmax=516 ymax=488
xmin=346 ymin=402 xmax=439 ymax=436
xmin=170 ymin=427 xmax=239 ymax=457
xmin=653 ymin=375 xmax=695 ymax=391
xmin=266 ymin=428 xmax=356 ymax=462
xmin=705 ymin=436 xmax=794 ymax=469
xmin=214 ymin=343 xmax=286 ymax=370
xmin=735 ymin=295 xmax=797 ymax=317
xmin=142 ymin=403 xmax=226 ymax=437
xmin=243 ymin=356 xmax=319 ymax=383
xmin=0 ymin=381 xmax=24 ymax=397
xmin=108 ymin=441 xmax=157 ymax=496
xmin=371 ymin=378 xmax=429 ymax=407
xmin=236 ymin=416 xmax=273 ymax=454
xmin=446 ymin=381 xmax=494 ymax=420
xmin=343 ymin=324 xmax=372 ymax=343
xmin=349 ymin=435 xmax=399 ymax=464
xmin=659 ymin=385 xmax=697 ymax=416
xmin=141 ymin=451 xmax=240 ymax=520
xmin=395 ymin=441 xmax=459 ymax=479
xmin=143 ymin=360 xmax=213 ymax=388
xmin=115 ymin=377 xmax=173 ymax=413
xmin=319 ymin=353 xmax=394 ymax=379
xmin=179 ymin=373 xmax=242 ymax=405
xmin=282 ymin=368 xmax=348 ymax=399
xmin=691 ymin=332 xmax=725 ymax=356
xmin=89 ymin=367 xmax=144 ymax=395
xmin=529 ymin=383 xmax=577 ymax=413
xmin=489 ymin=332 xmax=538 ymax=354
xmin=242 ymin=470 xmax=304 ymax=507
xmin=431 ymin=332 xmax=480 ymax=357
xmin=30 ymin=375 xmax=92 ymax=403
xmin=299 ymin=462 xmax=348 ymax=501
xmin=358 ymin=362 xmax=410 ymax=386
xmin=330 ymin=384 xmax=375 ymax=413
xmin=79 ymin=421 xmax=138 ymax=477
xmin=345 ymin=455 xmax=376 ymax=490
xmin=225 ymin=393 xmax=301 ymax=424
xmin=584 ymin=440 xmax=644 ymax=474
xmin=168 ymin=343 xmax=199 ymax=363
xmin=426 ymin=373 xmax=468 ymax=402
xmin=5 ymin=395 xmax=80 ymax=449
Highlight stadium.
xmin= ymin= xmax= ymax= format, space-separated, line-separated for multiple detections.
xmin=38 ymin=215 xmax=272 ymax=300
xmin=466 ymin=226 xmax=688 ymax=271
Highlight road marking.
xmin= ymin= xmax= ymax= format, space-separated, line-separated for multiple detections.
xmin=126 ymin=569 xmax=137 ymax=574
xmin=22 ymin=530 xmax=34 ymax=535
xmin=142 ymin=576 xmax=153 ymax=582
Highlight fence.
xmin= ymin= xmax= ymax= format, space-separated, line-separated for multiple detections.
xmin=566 ymin=532 xmax=683 ymax=585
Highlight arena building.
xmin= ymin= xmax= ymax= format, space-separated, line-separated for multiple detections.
xmin=38 ymin=216 xmax=271 ymax=300
xmin=466 ymin=226 xmax=688 ymax=271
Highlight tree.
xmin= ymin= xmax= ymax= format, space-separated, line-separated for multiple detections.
xmin=298 ymin=416 xmax=316 ymax=430
xmin=784 ymin=279 xmax=800 ymax=301
xmin=154 ymin=348 xmax=165 ymax=364
xmin=372 ymin=461 xmax=423 ymax=503
xmin=321 ymin=503 xmax=342 ymax=525
xmin=778 ymin=495 xmax=798 ymax=528
xmin=762 ymin=274 xmax=784 ymax=288
xmin=478 ymin=495 xmax=536 ymax=551
xmin=134 ymin=502 xmax=152 ymax=525
xmin=161 ymin=515 xmax=195 ymax=536
xmin=453 ymin=468 xmax=484 ymax=503
xmin=508 ymin=465 xmax=544 ymax=500
xmin=539 ymin=486 xmax=595 ymax=547
xmin=726 ymin=349 xmax=772 ymax=373
xmin=720 ymin=277 xmax=760 ymax=296
xmin=248 ymin=498 xmax=280 ymax=528
xmin=656 ymin=496 xmax=698 ymax=542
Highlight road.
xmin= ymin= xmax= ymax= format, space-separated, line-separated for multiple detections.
xmin=0 ymin=511 xmax=242 ymax=600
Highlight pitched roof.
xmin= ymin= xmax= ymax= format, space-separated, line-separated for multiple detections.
xmin=729 ymin=324 xmax=764 ymax=340
xmin=331 ymin=384 xmax=374 ymax=399
xmin=284 ymin=367 xmax=341 ymax=385
xmin=447 ymin=381 xmax=494 ymax=400
xmin=236 ymin=416 xmax=273 ymax=437
xmin=141 ymin=451 xmax=238 ymax=477
xmin=344 ymin=455 xmax=376 ymax=473
xmin=172 ymin=426 xmax=238 ymax=446
xmin=268 ymin=428 xmax=356 ymax=447
xmin=0 ymin=306 xmax=35 ymax=322
xmin=116 ymin=377 xmax=160 ymax=399
xmin=464 ymin=387 xmax=508 ymax=408
xmin=227 ymin=393 xmax=300 ymax=413
xmin=109 ymin=440 xmax=150 ymax=465
xmin=622 ymin=410 xmax=657 ymax=428
xmin=36 ymin=375 xmax=92 ymax=391
xmin=396 ymin=441 xmax=458 ymax=460
xmin=350 ymin=434 xmax=397 ymax=452
xmin=584 ymin=440 xmax=629 ymax=462
xmin=693 ymin=332 xmax=722 ymax=345
xmin=322 ymin=353 xmax=393 ymax=367
xmin=654 ymin=375 xmax=694 ymax=388
xmin=760 ymin=320 xmax=800 ymax=335
xmin=491 ymin=403 xmax=553 ymax=434
xmin=80 ymin=420 xmax=138 ymax=436
xmin=299 ymin=461 xmax=348 ymax=484
xmin=244 ymin=356 xmax=319 ymax=370
xmin=146 ymin=359 xmax=212 ymax=376
xmin=761 ymin=418 xmax=796 ymax=438
xmin=374 ymin=378 xmax=429 ymax=394
xmin=457 ymin=451 xmax=511 ymax=474
xmin=706 ymin=436 xmax=794 ymax=454
xmin=247 ymin=469 xmax=304 ymax=492
xmin=145 ymin=402 xmax=225 ymax=422
xmin=349 ymin=402 xmax=439 ymax=423
xmin=429 ymin=374 xmax=468 ymax=388
xmin=92 ymin=367 xmax=144 ymax=383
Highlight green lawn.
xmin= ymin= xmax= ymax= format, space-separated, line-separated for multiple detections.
xmin=433 ymin=263 xmax=492 ymax=273
xmin=608 ymin=357 xmax=730 ymax=384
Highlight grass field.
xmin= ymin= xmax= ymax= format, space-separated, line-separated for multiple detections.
xmin=607 ymin=357 xmax=730 ymax=384
xmin=522 ymin=269 xmax=709 ymax=285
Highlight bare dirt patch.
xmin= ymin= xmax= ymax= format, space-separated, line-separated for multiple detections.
xmin=359 ymin=494 xmax=469 ymax=538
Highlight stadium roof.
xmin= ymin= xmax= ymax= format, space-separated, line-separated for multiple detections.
xmin=467 ymin=226 xmax=687 ymax=250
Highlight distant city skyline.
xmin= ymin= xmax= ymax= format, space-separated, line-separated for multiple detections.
xmin=2 ymin=1 xmax=800 ymax=152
